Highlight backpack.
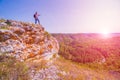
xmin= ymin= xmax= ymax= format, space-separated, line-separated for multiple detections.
xmin=33 ymin=14 xmax=36 ymax=18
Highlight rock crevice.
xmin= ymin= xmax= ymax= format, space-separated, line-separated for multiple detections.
xmin=0 ymin=19 xmax=59 ymax=61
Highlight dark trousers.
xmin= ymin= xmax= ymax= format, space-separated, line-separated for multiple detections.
xmin=35 ymin=18 xmax=40 ymax=24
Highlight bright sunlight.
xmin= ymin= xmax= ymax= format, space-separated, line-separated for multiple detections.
xmin=100 ymin=30 xmax=111 ymax=38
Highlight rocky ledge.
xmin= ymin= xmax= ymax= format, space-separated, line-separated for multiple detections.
xmin=0 ymin=19 xmax=59 ymax=61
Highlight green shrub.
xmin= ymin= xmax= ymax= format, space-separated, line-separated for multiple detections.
xmin=0 ymin=54 xmax=30 ymax=80
xmin=44 ymin=31 xmax=51 ymax=39
xmin=5 ymin=20 xmax=11 ymax=26
xmin=0 ymin=19 xmax=6 ymax=23
xmin=0 ymin=26 xmax=9 ymax=30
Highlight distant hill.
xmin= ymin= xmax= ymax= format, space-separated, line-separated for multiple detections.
xmin=52 ymin=33 xmax=120 ymax=63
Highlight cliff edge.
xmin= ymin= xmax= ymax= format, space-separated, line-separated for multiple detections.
xmin=0 ymin=19 xmax=59 ymax=61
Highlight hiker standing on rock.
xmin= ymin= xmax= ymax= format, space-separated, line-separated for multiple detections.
xmin=34 ymin=12 xmax=40 ymax=24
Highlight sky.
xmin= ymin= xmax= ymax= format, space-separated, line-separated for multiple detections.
xmin=0 ymin=0 xmax=120 ymax=33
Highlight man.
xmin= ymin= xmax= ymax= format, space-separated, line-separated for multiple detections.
xmin=34 ymin=12 xmax=40 ymax=24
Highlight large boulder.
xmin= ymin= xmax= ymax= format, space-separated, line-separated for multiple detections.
xmin=0 ymin=19 xmax=59 ymax=61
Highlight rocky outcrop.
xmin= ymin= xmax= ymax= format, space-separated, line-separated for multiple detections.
xmin=0 ymin=19 xmax=59 ymax=61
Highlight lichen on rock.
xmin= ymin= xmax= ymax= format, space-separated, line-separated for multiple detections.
xmin=0 ymin=19 xmax=59 ymax=61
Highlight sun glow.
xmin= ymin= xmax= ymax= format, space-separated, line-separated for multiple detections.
xmin=100 ymin=30 xmax=111 ymax=38
xmin=102 ymin=30 xmax=110 ymax=35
